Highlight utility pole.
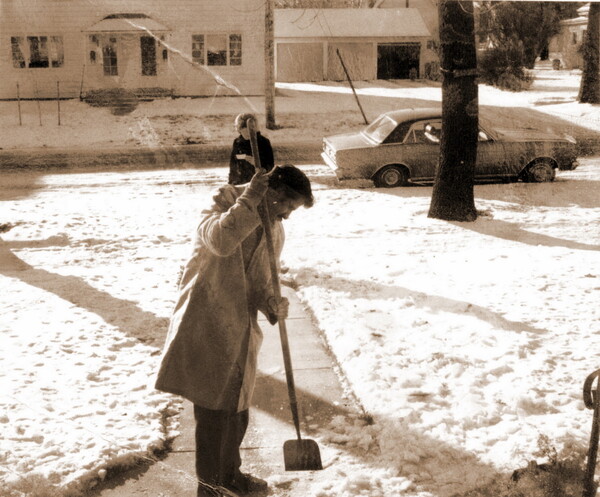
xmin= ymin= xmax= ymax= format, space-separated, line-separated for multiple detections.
xmin=265 ymin=0 xmax=276 ymax=129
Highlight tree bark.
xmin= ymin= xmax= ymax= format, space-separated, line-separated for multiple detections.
xmin=578 ymin=2 xmax=600 ymax=104
xmin=265 ymin=0 xmax=276 ymax=129
xmin=428 ymin=0 xmax=478 ymax=222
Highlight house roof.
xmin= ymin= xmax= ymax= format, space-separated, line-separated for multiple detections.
xmin=83 ymin=14 xmax=170 ymax=33
xmin=275 ymin=8 xmax=431 ymax=38
xmin=560 ymin=2 xmax=589 ymax=26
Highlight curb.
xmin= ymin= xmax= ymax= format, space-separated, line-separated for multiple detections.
xmin=0 ymin=141 xmax=323 ymax=171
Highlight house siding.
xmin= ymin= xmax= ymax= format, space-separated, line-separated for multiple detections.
xmin=0 ymin=0 xmax=265 ymax=99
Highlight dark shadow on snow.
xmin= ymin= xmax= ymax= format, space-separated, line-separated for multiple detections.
xmin=0 ymin=238 xmax=169 ymax=348
xmin=292 ymin=267 xmax=548 ymax=337
xmin=452 ymin=217 xmax=600 ymax=252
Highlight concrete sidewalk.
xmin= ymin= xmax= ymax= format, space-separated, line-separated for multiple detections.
xmin=0 ymin=141 xmax=322 ymax=171
xmin=90 ymin=285 xmax=360 ymax=497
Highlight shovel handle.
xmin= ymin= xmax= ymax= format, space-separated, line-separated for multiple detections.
xmin=583 ymin=368 xmax=600 ymax=497
xmin=247 ymin=117 xmax=303 ymax=441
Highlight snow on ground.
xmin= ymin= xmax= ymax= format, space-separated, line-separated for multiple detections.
xmin=283 ymin=161 xmax=600 ymax=496
xmin=1 ymin=62 xmax=600 ymax=496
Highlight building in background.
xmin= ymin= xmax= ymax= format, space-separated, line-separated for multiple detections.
xmin=548 ymin=3 xmax=589 ymax=70
xmin=0 ymin=0 xmax=265 ymax=99
xmin=274 ymin=8 xmax=436 ymax=82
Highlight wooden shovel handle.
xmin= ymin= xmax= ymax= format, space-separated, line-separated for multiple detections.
xmin=246 ymin=117 xmax=303 ymax=441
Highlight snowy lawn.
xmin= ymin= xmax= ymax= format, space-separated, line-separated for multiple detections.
xmin=284 ymin=161 xmax=600 ymax=496
xmin=1 ymin=61 xmax=600 ymax=496
xmin=1 ymin=62 xmax=600 ymax=151
xmin=1 ymin=160 xmax=599 ymax=497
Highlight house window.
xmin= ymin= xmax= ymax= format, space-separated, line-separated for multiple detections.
xmin=192 ymin=33 xmax=242 ymax=66
xmin=207 ymin=34 xmax=227 ymax=65
xmin=572 ymin=32 xmax=578 ymax=45
xmin=11 ymin=37 xmax=26 ymax=68
xmin=229 ymin=34 xmax=242 ymax=65
xmin=49 ymin=36 xmax=64 ymax=67
xmin=141 ymin=36 xmax=157 ymax=76
xmin=192 ymin=34 xmax=204 ymax=65
xmin=102 ymin=38 xmax=118 ymax=76
xmin=10 ymin=36 xmax=64 ymax=68
xmin=28 ymin=36 xmax=49 ymax=67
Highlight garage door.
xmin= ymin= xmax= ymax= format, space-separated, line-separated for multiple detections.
xmin=377 ymin=43 xmax=420 ymax=79
xmin=327 ymin=43 xmax=374 ymax=81
xmin=276 ymin=43 xmax=323 ymax=82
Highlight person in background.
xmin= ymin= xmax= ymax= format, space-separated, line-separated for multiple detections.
xmin=228 ymin=113 xmax=274 ymax=185
xmin=155 ymin=165 xmax=314 ymax=497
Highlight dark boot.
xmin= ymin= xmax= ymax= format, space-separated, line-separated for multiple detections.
xmin=225 ymin=472 xmax=268 ymax=494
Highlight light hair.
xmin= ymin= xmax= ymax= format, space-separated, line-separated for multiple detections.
xmin=234 ymin=113 xmax=257 ymax=131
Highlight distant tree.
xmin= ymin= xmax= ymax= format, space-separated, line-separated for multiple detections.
xmin=428 ymin=0 xmax=478 ymax=222
xmin=578 ymin=2 xmax=600 ymax=104
xmin=478 ymin=2 xmax=580 ymax=69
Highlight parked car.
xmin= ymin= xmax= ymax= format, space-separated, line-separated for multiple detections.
xmin=321 ymin=108 xmax=579 ymax=187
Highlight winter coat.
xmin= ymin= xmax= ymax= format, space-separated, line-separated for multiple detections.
xmin=228 ymin=132 xmax=274 ymax=185
xmin=155 ymin=184 xmax=284 ymax=412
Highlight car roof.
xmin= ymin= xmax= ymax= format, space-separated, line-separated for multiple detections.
xmin=384 ymin=108 xmax=442 ymax=122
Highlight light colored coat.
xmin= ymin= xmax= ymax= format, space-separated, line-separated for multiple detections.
xmin=155 ymin=184 xmax=283 ymax=412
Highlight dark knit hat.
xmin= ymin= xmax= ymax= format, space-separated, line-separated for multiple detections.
xmin=269 ymin=164 xmax=314 ymax=208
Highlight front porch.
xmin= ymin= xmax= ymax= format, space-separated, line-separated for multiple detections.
xmin=81 ymin=13 xmax=173 ymax=97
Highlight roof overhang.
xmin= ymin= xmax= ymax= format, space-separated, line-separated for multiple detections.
xmin=275 ymin=8 xmax=430 ymax=39
xmin=83 ymin=14 xmax=170 ymax=33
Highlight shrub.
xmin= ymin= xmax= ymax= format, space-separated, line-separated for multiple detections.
xmin=478 ymin=37 xmax=535 ymax=91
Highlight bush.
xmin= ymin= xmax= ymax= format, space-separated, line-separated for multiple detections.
xmin=478 ymin=38 xmax=535 ymax=91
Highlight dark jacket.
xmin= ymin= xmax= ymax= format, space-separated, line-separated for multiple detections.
xmin=228 ymin=132 xmax=274 ymax=185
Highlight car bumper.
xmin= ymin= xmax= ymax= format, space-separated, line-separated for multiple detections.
xmin=321 ymin=151 xmax=338 ymax=172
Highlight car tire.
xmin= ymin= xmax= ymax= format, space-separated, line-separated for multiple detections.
xmin=374 ymin=165 xmax=409 ymax=188
xmin=525 ymin=160 xmax=556 ymax=183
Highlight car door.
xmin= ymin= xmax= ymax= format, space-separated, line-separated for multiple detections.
xmin=400 ymin=119 xmax=442 ymax=180
xmin=476 ymin=127 xmax=519 ymax=178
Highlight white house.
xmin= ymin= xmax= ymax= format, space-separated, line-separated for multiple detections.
xmin=548 ymin=3 xmax=589 ymax=70
xmin=0 ymin=0 xmax=266 ymax=100
xmin=274 ymin=8 xmax=435 ymax=82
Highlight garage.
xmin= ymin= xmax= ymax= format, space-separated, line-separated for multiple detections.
xmin=327 ymin=42 xmax=374 ymax=81
xmin=275 ymin=8 xmax=434 ymax=83
xmin=377 ymin=43 xmax=421 ymax=79
xmin=276 ymin=42 xmax=323 ymax=82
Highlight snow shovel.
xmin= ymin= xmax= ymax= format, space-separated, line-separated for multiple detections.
xmin=246 ymin=117 xmax=323 ymax=472
xmin=582 ymin=368 xmax=600 ymax=497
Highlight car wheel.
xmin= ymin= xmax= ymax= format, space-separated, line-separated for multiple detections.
xmin=526 ymin=160 xmax=556 ymax=183
xmin=374 ymin=165 xmax=408 ymax=188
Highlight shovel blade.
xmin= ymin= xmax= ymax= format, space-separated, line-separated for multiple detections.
xmin=283 ymin=439 xmax=323 ymax=471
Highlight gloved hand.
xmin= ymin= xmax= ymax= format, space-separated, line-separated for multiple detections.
xmin=243 ymin=169 xmax=269 ymax=206
xmin=267 ymin=296 xmax=289 ymax=321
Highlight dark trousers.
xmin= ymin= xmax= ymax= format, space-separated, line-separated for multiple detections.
xmin=194 ymin=404 xmax=249 ymax=489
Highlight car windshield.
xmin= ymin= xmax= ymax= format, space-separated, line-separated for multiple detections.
xmin=363 ymin=115 xmax=399 ymax=143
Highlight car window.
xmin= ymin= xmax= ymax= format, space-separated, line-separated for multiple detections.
xmin=363 ymin=115 xmax=399 ymax=143
xmin=382 ymin=121 xmax=412 ymax=144
xmin=405 ymin=120 xmax=442 ymax=144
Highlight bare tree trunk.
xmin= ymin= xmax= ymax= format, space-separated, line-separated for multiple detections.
xmin=265 ymin=0 xmax=276 ymax=129
xmin=428 ymin=0 xmax=478 ymax=222
xmin=579 ymin=2 xmax=600 ymax=104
